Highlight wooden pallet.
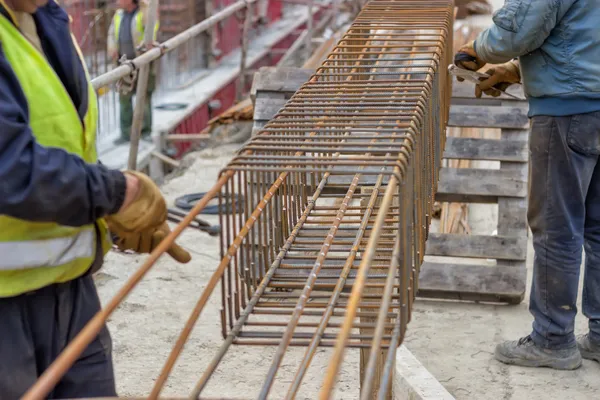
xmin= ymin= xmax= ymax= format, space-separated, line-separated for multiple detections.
xmin=419 ymin=82 xmax=529 ymax=304
xmin=251 ymin=67 xmax=530 ymax=305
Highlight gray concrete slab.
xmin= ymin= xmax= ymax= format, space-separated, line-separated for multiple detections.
xmin=395 ymin=345 xmax=456 ymax=400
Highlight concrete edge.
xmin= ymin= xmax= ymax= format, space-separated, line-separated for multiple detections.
xmin=394 ymin=345 xmax=456 ymax=400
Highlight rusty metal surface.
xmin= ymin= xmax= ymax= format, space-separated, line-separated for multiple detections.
xmin=183 ymin=1 xmax=453 ymax=398
xmin=25 ymin=1 xmax=453 ymax=399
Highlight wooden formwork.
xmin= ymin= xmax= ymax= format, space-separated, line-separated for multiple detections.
xmin=419 ymin=82 xmax=530 ymax=304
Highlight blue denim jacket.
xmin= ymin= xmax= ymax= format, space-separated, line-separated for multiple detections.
xmin=474 ymin=0 xmax=600 ymax=117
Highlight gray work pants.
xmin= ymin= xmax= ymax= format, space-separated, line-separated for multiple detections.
xmin=0 ymin=274 xmax=116 ymax=399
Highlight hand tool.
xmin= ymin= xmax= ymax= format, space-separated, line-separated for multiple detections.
xmin=448 ymin=63 xmax=525 ymax=100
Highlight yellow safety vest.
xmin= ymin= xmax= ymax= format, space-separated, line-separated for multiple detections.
xmin=0 ymin=10 xmax=112 ymax=297
xmin=113 ymin=8 xmax=159 ymax=46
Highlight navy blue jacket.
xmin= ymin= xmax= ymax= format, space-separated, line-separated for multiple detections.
xmin=0 ymin=2 xmax=126 ymax=226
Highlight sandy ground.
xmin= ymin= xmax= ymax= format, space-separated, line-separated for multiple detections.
xmin=96 ymin=145 xmax=360 ymax=399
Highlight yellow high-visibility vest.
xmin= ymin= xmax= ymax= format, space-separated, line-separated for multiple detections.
xmin=0 ymin=9 xmax=112 ymax=297
xmin=113 ymin=8 xmax=159 ymax=47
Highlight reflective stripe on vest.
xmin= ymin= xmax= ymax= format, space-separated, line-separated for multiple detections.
xmin=0 ymin=8 xmax=112 ymax=296
xmin=0 ymin=229 xmax=95 ymax=270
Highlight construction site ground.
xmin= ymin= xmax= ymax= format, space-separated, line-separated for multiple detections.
xmin=97 ymin=145 xmax=600 ymax=399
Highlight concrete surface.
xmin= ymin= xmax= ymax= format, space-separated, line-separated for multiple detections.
xmin=406 ymin=231 xmax=600 ymax=400
xmin=394 ymin=345 xmax=455 ymax=400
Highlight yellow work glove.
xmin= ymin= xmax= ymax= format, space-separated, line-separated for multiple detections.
xmin=106 ymin=171 xmax=191 ymax=263
xmin=112 ymin=222 xmax=192 ymax=263
xmin=454 ymin=40 xmax=486 ymax=73
xmin=476 ymin=60 xmax=521 ymax=98
xmin=106 ymin=170 xmax=167 ymax=234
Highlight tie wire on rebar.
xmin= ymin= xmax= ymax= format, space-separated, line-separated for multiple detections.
xmin=23 ymin=1 xmax=453 ymax=399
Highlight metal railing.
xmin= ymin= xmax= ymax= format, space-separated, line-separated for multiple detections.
xmin=23 ymin=0 xmax=453 ymax=398
xmin=64 ymin=0 xmax=231 ymax=140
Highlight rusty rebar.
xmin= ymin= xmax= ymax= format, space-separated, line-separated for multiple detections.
xmin=26 ymin=1 xmax=453 ymax=398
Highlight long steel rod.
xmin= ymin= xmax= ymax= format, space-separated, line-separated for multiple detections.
xmin=319 ymin=169 xmax=400 ymax=400
xmin=189 ymin=172 xmax=331 ymax=398
xmin=149 ymin=171 xmax=290 ymax=399
xmin=21 ymin=172 xmax=234 ymax=400
xmin=258 ymin=173 xmax=361 ymax=399
xmin=359 ymin=235 xmax=401 ymax=399
xmin=285 ymin=173 xmax=384 ymax=399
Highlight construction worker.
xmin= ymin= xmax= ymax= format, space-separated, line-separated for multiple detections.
xmin=455 ymin=1 xmax=600 ymax=370
xmin=0 ymin=0 xmax=189 ymax=398
xmin=107 ymin=0 xmax=159 ymax=145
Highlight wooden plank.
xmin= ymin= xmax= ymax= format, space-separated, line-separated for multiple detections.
xmin=417 ymin=262 xmax=527 ymax=304
xmin=443 ymin=137 xmax=528 ymax=162
xmin=448 ymin=105 xmax=529 ymax=129
xmin=320 ymin=169 xmax=524 ymax=204
xmin=425 ymin=233 xmax=527 ymax=260
xmin=496 ymin=127 xmax=530 ymax=286
xmin=436 ymin=167 xmax=527 ymax=198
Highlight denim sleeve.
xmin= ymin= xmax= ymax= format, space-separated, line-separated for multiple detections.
xmin=0 ymin=50 xmax=127 ymax=227
xmin=474 ymin=0 xmax=575 ymax=64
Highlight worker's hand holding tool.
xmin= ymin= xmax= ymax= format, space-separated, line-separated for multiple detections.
xmin=454 ymin=40 xmax=486 ymax=73
xmin=454 ymin=41 xmax=521 ymax=99
xmin=475 ymin=60 xmax=521 ymax=98
xmin=106 ymin=171 xmax=191 ymax=263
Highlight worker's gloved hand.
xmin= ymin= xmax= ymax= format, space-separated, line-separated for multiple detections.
xmin=476 ymin=60 xmax=521 ymax=98
xmin=106 ymin=170 xmax=167 ymax=235
xmin=113 ymin=222 xmax=192 ymax=263
xmin=454 ymin=40 xmax=486 ymax=76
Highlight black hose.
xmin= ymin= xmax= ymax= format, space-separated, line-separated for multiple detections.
xmin=174 ymin=192 xmax=244 ymax=215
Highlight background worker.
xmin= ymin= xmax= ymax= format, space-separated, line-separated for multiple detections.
xmin=108 ymin=0 xmax=159 ymax=145
xmin=455 ymin=0 xmax=600 ymax=370
xmin=0 ymin=0 xmax=188 ymax=398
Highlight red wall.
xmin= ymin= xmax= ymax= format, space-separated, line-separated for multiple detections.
xmin=170 ymin=2 xmax=326 ymax=158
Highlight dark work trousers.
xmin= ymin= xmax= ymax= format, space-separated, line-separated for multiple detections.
xmin=528 ymin=111 xmax=600 ymax=349
xmin=0 ymin=274 xmax=117 ymax=399
xmin=119 ymin=70 xmax=156 ymax=141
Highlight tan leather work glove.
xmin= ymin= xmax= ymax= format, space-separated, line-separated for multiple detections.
xmin=113 ymin=222 xmax=192 ymax=263
xmin=476 ymin=60 xmax=521 ymax=98
xmin=454 ymin=40 xmax=486 ymax=75
xmin=107 ymin=171 xmax=190 ymax=263
xmin=106 ymin=170 xmax=167 ymax=234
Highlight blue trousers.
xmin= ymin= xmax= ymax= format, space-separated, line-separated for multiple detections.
xmin=529 ymin=111 xmax=600 ymax=349
xmin=0 ymin=274 xmax=116 ymax=399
